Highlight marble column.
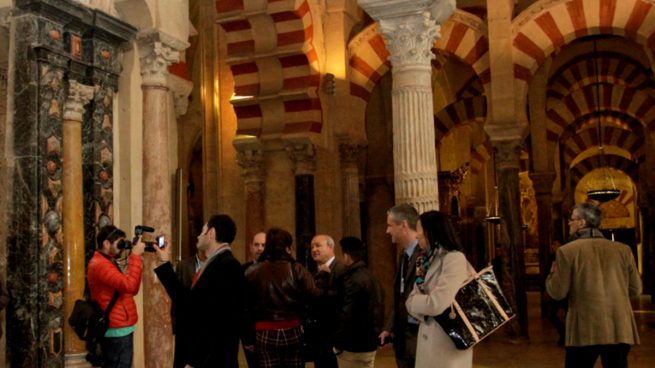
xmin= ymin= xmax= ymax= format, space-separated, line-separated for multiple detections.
xmin=339 ymin=138 xmax=365 ymax=237
xmin=235 ymin=139 xmax=265 ymax=261
xmin=286 ymin=140 xmax=317 ymax=270
xmin=63 ymin=80 xmax=94 ymax=366
xmin=529 ymin=171 xmax=555 ymax=316
xmin=494 ymin=140 xmax=529 ymax=338
xmin=138 ymin=31 xmax=185 ymax=368
xmin=358 ymin=0 xmax=455 ymax=213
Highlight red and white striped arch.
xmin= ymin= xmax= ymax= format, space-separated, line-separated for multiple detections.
xmin=469 ymin=142 xmax=492 ymax=175
xmin=547 ymin=53 xmax=655 ymax=102
xmin=570 ymin=154 xmax=638 ymax=183
xmin=512 ymin=0 xmax=655 ymax=121
xmin=216 ymin=0 xmax=321 ymax=136
xmin=561 ymin=126 xmax=645 ymax=164
xmin=434 ymin=96 xmax=487 ymax=143
xmin=348 ymin=9 xmax=490 ymax=103
xmin=545 ymin=83 xmax=655 ymax=141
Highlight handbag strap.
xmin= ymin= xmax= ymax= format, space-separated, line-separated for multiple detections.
xmin=104 ymin=291 xmax=121 ymax=318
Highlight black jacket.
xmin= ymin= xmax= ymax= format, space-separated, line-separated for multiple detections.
xmin=334 ymin=261 xmax=384 ymax=352
xmin=385 ymin=245 xmax=420 ymax=352
xmin=156 ymin=249 xmax=244 ymax=368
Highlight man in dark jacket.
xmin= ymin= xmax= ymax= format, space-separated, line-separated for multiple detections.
xmin=379 ymin=203 xmax=420 ymax=368
xmin=334 ymin=237 xmax=384 ymax=368
xmin=154 ymin=214 xmax=243 ymax=368
xmin=308 ymin=234 xmax=347 ymax=367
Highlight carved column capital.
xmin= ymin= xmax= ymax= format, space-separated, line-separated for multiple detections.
xmin=236 ymin=147 xmax=265 ymax=186
xmin=167 ymin=74 xmax=193 ymax=117
xmin=358 ymin=0 xmax=454 ymax=67
xmin=338 ymin=138 xmax=366 ymax=166
xmin=529 ymin=171 xmax=556 ymax=196
xmin=64 ymin=80 xmax=94 ymax=121
xmin=137 ymin=31 xmax=188 ymax=87
xmin=493 ymin=139 xmax=523 ymax=171
xmin=286 ymin=141 xmax=316 ymax=175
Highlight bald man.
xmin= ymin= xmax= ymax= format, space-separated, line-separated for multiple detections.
xmin=308 ymin=234 xmax=347 ymax=368
xmin=242 ymin=231 xmax=266 ymax=368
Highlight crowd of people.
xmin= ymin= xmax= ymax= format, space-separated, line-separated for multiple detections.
xmin=78 ymin=201 xmax=641 ymax=368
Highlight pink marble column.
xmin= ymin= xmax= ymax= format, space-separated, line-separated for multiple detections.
xmin=138 ymin=31 xmax=185 ymax=368
xmin=63 ymin=80 xmax=94 ymax=367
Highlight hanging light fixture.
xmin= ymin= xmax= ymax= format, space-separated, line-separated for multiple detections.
xmin=586 ymin=39 xmax=620 ymax=203
xmin=485 ymin=153 xmax=501 ymax=223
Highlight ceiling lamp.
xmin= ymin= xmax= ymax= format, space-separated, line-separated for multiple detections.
xmin=586 ymin=39 xmax=620 ymax=203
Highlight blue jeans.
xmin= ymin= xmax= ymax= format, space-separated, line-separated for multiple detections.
xmin=101 ymin=333 xmax=133 ymax=368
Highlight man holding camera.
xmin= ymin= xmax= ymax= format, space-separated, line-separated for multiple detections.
xmin=155 ymin=214 xmax=244 ymax=368
xmin=87 ymin=225 xmax=145 ymax=368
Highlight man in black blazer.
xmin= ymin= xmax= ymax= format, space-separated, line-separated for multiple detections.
xmin=241 ymin=231 xmax=265 ymax=368
xmin=155 ymin=214 xmax=243 ymax=368
xmin=308 ymin=234 xmax=347 ymax=368
xmin=378 ymin=203 xmax=420 ymax=368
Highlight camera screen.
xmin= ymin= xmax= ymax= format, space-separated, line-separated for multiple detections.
xmin=157 ymin=235 xmax=165 ymax=248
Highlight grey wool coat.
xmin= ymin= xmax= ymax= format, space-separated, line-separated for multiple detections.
xmin=406 ymin=250 xmax=473 ymax=368
xmin=546 ymin=233 xmax=641 ymax=347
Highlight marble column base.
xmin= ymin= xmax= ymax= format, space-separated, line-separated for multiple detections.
xmin=64 ymin=353 xmax=91 ymax=367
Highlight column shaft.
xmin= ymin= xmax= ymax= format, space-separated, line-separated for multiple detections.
xmin=63 ymin=81 xmax=94 ymax=366
xmin=339 ymin=140 xmax=364 ymax=237
xmin=495 ymin=141 xmax=529 ymax=338
xmin=141 ymin=85 xmax=174 ymax=367
xmin=236 ymin=143 xmax=266 ymax=261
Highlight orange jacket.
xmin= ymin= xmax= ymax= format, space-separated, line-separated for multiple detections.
xmin=87 ymin=251 xmax=143 ymax=328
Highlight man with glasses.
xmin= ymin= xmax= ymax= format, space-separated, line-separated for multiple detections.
xmin=547 ymin=202 xmax=641 ymax=368
xmin=87 ymin=225 xmax=145 ymax=368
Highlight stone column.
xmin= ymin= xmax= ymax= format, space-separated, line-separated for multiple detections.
xmin=529 ymin=171 xmax=555 ymax=316
xmin=138 ymin=31 xmax=186 ymax=368
xmin=62 ymin=80 xmax=94 ymax=367
xmin=286 ymin=140 xmax=317 ymax=270
xmin=339 ymin=137 xmax=365 ymax=237
xmin=235 ymin=139 xmax=265 ymax=261
xmin=494 ymin=139 xmax=529 ymax=338
xmin=358 ymin=0 xmax=455 ymax=213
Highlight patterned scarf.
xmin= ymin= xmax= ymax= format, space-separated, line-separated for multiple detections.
xmin=415 ymin=246 xmax=439 ymax=293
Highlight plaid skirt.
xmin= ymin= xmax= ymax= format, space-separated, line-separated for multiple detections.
xmin=255 ymin=325 xmax=303 ymax=368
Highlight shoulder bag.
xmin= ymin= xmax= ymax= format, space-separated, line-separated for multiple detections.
xmin=434 ymin=264 xmax=515 ymax=350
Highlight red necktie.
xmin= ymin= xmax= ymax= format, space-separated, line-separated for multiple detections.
xmin=191 ymin=269 xmax=201 ymax=288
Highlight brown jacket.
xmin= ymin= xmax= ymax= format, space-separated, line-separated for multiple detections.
xmin=546 ymin=231 xmax=641 ymax=347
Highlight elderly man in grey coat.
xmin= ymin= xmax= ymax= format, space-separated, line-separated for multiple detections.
xmin=547 ymin=202 xmax=641 ymax=368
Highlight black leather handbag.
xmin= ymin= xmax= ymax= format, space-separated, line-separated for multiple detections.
xmin=434 ymin=265 xmax=514 ymax=350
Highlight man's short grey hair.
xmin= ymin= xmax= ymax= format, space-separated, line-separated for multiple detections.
xmin=573 ymin=202 xmax=602 ymax=228
xmin=387 ymin=203 xmax=419 ymax=230
xmin=315 ymin=234 xmax=335 ymax=248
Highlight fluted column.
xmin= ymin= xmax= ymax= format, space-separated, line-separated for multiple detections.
xmin=339 ymin=137 xmax=365 ymax=237
xmin=494 ymin=140 xmax=529 ymax=338
xmin=235 ymin=139 xmax=266 ymax=262
xmin=138 ymin=31 xmax=186 ymax=368
xmin=62 ymin=80 xmax=94 ymax=367
xmin=286 ymin=140 xmax=317 ymax=270
xmin=359 ymin=0 xmax=455 ymax=213
xmin=529 ymin=171 xmax=556 ymax=316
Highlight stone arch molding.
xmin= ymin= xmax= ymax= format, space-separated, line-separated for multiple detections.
xmin=114 ymin=0 xmax=155 ymax=30
xmin=512 ymin=0 xmax=655 ymax=121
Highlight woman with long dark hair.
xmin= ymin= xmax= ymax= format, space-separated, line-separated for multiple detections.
xmin=405 ymin=210 xmax=472 ymax=367
xmin=244 ymin=228 xmax=316 ymax=367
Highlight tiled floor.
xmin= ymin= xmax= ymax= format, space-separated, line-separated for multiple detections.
xmin=298 ymin=292 xmax=655 ymax=368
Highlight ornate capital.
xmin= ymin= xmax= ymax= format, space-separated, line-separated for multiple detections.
xmin=286 ymin=141 xmax=316 ymax=175
xmin=64 ymin=80 xmax=94 ymax=121
xmin=529 ymin=171 xmax=556 ymax=196
xmin=358 ymin=0 xmax=455 ymax=67
xmin=338 ymin=138 xmax=366 ymax=165
xmin=137 ymin=31 xmax=188 ymax=87
xmin=236 ymin=148 xmax=265 ymax=185
xmin=493 ymin=139 xmax=522 ymax=171
xmin=379 ymin=13 xmax=440 ymax=66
